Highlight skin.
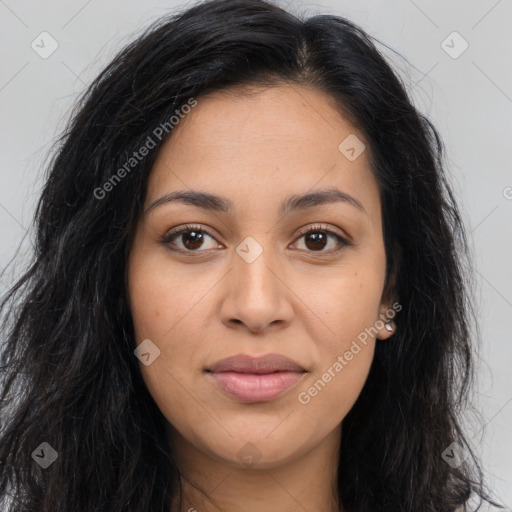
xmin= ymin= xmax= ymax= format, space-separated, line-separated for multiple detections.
xmin=127 ymin=83 xmax=397 ymax=512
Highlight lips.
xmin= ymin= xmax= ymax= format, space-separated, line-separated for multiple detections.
xmin=207 ymin=353 xmax=305 ymax=373
xmin=206 ymin=353 xmax=306 ymax=403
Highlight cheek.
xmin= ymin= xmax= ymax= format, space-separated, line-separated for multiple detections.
xmin=128 ymin=247 xmax=204 ymax=340
xmin=296 ymin=347 xmax=374 ymax=438
xmin=129 ymin=264 xmax=199 ymax=382
xmin=127 ymin=249 xmax=211 ymax=429
xmin=316 ymin=264 xmax=385 ymax=352
xmin=294 ymin=257 xmax=384 ymax=425
xmin=296 ymin=306 xmax=377 ymax=434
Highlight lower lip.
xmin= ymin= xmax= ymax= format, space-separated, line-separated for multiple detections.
xmin=207 ymin=371 xmax=305 ymax=403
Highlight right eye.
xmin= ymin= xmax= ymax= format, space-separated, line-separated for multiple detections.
xmin=160 ymin=224 xmax=224 ymax=254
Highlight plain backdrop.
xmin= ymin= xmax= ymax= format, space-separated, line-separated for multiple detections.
xmin=0 ymin=0 xmax=511 ymax=507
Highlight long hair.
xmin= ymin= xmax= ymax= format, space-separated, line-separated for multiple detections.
xmin=0 ymin=0 xmax=503 ymax=510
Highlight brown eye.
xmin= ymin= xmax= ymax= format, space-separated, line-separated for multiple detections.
xmin=177 ymin=229 xmax=205 ymax=250
xmin=292 ymin=225 xmax=351 ymax=253
xmin=161 ymin=223 xmax=350 ymax=256
xmin=161 ymin=225 xmax=222 ymax=253
xmin=303 ymin=231 xmax=329 ymax=251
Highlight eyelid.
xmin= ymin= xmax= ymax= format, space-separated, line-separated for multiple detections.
xmin=293 ymin=223 xmax=351 ymax=244
xmin=161 ymin=224 xmax=222 ymax=248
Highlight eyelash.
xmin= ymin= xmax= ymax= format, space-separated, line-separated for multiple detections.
xmin=160 ymin=223 xmax=351 ymax=255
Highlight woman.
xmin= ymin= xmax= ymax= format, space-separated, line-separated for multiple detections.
xmin=0 ymin=0 xmax=504 ymax=510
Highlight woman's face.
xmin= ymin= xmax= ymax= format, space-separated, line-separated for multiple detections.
xmin=127 ymin=83 xmax=395 ymax=469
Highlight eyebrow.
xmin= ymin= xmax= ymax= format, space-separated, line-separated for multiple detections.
xmin=145 ymin=187 xmax=367 ymax=217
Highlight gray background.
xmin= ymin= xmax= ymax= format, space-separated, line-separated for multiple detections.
xmin=0 ymin=0 xmax=510 ymax=507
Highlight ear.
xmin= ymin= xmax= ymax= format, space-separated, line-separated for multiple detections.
xmin=377 ymin=243 xmax=401 ymax=340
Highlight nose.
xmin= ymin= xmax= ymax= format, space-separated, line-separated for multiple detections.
xmin=219 ymin=242 xmax=294 ymax=333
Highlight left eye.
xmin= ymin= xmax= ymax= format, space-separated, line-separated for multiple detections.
xmin=292 ymin=226 xmax=350 ymax=253
xmin=161 ymin=224 xmax=350 ymax=254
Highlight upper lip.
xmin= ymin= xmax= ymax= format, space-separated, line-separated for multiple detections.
xmin=207 ymin=353 xmax=306 ymax=374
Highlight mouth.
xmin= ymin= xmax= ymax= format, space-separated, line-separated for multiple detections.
xmin=205 ymin=353 xmax=307 ymax=403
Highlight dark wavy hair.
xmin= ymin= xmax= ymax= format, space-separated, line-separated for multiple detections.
xmin=0 ymin=0 xmax=504 ymax=510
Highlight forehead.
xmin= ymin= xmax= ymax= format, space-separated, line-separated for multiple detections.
xmin=145 ymin=83 xmax=381 ymax=224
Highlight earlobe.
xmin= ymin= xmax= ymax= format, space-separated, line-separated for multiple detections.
xmin=376 ymin=314 xmax=395 ymax=341
xmin=377 ymin=300 xmax=399 ymax=340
